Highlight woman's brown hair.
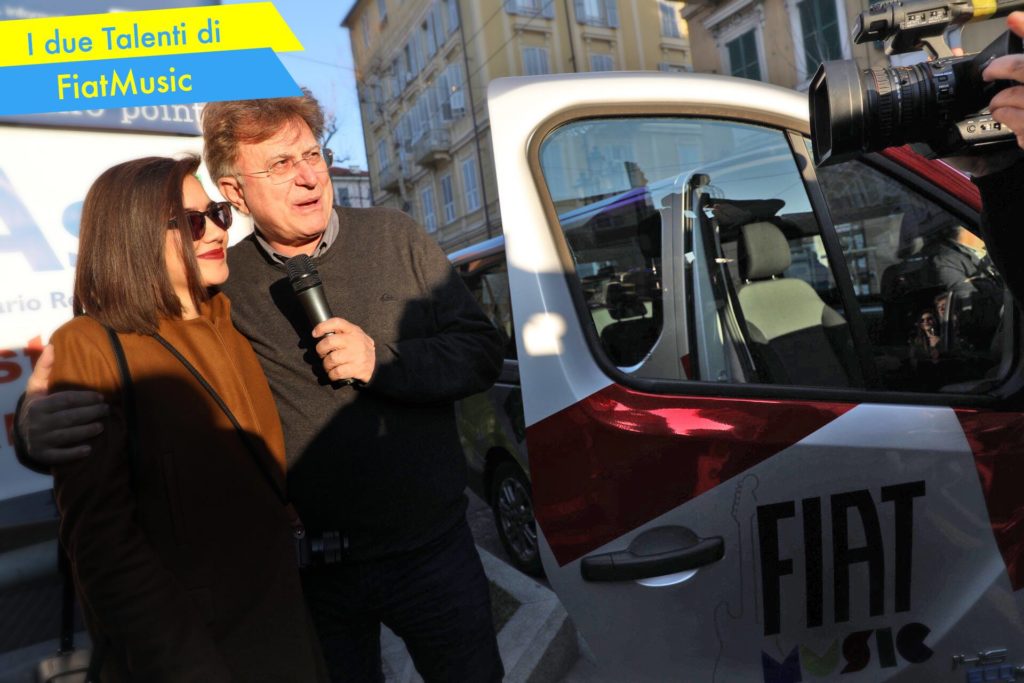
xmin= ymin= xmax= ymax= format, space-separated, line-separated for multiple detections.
xmin=73 ymin=155 xmax=208 ymax=334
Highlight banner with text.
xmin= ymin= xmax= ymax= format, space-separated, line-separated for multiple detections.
xmin=0 ymin=2 xmax=302 ymax=114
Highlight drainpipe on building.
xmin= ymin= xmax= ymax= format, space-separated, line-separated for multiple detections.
xmin=455 ymin=0 xmax=494 ymax=239
xmin=563 ymin=0 xmax=580 ymax=72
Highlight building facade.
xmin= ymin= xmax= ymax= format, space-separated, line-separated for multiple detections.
xmin=681 ymin=0 xmax=1005 ymax=91
xmin=330 ymin=166 xmax=373 ymax=208
xmin=343 ymin=0 xmax=690 ymax=252
xmin=681 ymin=0 xmax=876 ymax=90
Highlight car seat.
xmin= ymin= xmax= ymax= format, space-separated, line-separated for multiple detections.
xmin=600 ymin=282 xmax=659 ymax=367
xmin=736 ymin=222 xmax=860 ymax=387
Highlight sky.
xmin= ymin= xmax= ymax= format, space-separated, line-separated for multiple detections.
xmin=227 ymin=0 xmax=368 ymax=170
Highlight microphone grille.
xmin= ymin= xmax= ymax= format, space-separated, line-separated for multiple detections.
xmin=285 ymin=254 xmax=322 ymax=291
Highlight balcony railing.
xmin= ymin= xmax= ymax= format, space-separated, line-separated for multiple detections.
xmin=412 ymin=127 xmax=451 ymax=167
xmin=378 ymin=164 xmax=401 ymax=192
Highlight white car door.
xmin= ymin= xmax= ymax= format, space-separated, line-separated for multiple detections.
xmin=488 ymin=72 xmax=1024 ymax=682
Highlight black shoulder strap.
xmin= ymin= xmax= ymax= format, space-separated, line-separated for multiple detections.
xmin=150 ymin=332 xmax=288 ymax=506
xmin=103 ymin=326 xmax=140 ymax=484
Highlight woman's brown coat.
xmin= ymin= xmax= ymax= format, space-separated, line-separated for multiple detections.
xmin=50 ymin=293 xmax=325 ymax=682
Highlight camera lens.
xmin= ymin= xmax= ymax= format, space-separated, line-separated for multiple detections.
xmin=864 ymin=64 xmax=936 ymax=151
xmin=810 ymin=59 xmax=941 ymax=165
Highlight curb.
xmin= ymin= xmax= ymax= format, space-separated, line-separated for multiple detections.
xmin=381 ymin=545 xmax=578 ymax=683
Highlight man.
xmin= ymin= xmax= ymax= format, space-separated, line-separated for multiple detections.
xmin=17 ymin=92 xmax=505 ymax=683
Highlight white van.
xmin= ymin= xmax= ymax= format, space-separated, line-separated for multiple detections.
xmin=483 ymin=71 xmax=1024 ymax=681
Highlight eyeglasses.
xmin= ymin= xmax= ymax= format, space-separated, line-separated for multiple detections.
xmin=169 ymin=201 xmax=233 ymax=240
xmin=241 ymin=147 xmax=334 ymax=185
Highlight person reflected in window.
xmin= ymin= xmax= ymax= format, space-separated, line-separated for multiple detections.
xmin=909 ymin=308 xmax=942 ymax=366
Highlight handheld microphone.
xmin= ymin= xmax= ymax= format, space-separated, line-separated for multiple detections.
xmin=285 ymin=254 xmax=333 ymax=330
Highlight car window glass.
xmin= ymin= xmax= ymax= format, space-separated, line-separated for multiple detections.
xmin=461 ymin=257 xmax=517 ymax=360
xmin=815 ymin=156 xmax=1011 ymax=393
xmin=539 ymin=117 xmax=863 ymax=389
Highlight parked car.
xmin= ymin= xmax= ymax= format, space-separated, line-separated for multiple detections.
xmin=450 ymin=236 xmax=542 ymax=576
xmin=471 ymin=70 xmax=1024 ymax=681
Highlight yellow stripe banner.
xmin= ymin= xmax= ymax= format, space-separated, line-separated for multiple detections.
xmin=0 ymin=2 xmax=302 ymax=68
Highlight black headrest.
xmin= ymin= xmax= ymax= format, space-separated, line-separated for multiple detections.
xmin=606 ymin=283 xmax=646 ymax=320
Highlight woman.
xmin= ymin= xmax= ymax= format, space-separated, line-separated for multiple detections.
xmin=49 ymin=156 xmax=325 ymax=682
xmin=909 ymin=308 xmax=942 ymax=365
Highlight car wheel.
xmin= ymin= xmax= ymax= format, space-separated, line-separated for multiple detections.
xmin=490 ymin=460 xmax=544 ymax=577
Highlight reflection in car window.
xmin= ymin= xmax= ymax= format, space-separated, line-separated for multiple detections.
xmin=815 ymin=157 xmax=1009 ymax=393
xmin=462 ymin=258 xmax=517 ymax=360
xmin=539 ymin=117 xmax=862 ymax=389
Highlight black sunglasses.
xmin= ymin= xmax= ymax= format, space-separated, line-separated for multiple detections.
xmin=169 ymin=201 xmax=233 ymax=240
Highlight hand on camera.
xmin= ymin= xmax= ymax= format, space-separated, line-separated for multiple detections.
xmin=20 ymin=345 xmax=108 ymax=465
xmin=985 ymin=12 xmax=1024 ymax=152
xmin=313 ymin=317 xmax=376 ymax=384
xmin=944 ymin=13 xmax=1024 ymax=176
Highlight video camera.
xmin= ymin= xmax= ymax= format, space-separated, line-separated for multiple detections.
xmin=809 ymin=0 xmax=1024 ymax=165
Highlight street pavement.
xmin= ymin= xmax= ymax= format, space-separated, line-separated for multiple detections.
xmin=1 ymin=490 xmax=599 ymax=682
xmin=465 ymin=490 xmax=617 ymax=683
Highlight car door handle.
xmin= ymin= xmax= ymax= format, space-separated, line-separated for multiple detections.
xmin=580 ymin=526 xmax=724 ymax=582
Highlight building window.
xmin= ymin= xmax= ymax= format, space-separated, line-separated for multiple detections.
xmin=377 ymin=0 xmax=387 ymax=22
xmin=659 ymin=1 xmax=681 ymax=38
xmin=506 ymin=0 xmax=554 ymax=18
xmin=462 ymin=158 xmax=481 ymax=212
xmin=368 ymin=82 xmax=384 ymax=123
xmin=423 ymin=17 xmax=437 ymax=58
xmin=445 ymin=0 xmax=460 ymax=33
xmin=336 ymin=186 xmax=352 ymax=207
xmin=575 ymin=0 xmax=618 ymax=27
xmin=440 ymin=173 xmax=456 ymax=223
xmin=404 ymin=39 xmax=419 ymax=79
xmin=377 ymin=137 xmax=390 ymax=173
xmin=658 ymin=62 xmax=689 ymax=72
xmin=508 ymin=0 xmax=542 ymax=14
xmin=727 ymin=30 xmax=761 ymax=81
xmin=522 ymin=47 xmax=550 ymax=76
xmin=443 ymin=63 xmax=466 ymax=116
xmin=421 ymin=186 xmax=438 ymax=232
xmin=798 ymin=0 xmax=842 ymax=76
xmin=590 ymin=54 xmax=614 ymax=71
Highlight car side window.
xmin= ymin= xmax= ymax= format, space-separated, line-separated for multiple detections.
xmin=815 ymin=157 xmax=1010 ymax=393
xmin=461 ymin=256 xmax=517 ymax=360
xmin=539 ymin=116 xmax=863 ymax=389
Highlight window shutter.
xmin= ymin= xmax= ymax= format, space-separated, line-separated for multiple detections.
xmin=449 ymin=0 xmax=460 ymax=32
xmin=433 ymin=3 xmax=446 ymax=44
xmin=448 ymin=64 xmax=466 ymax=114
xmin=425 ymin=14 xmax=436 ymax=56
xmin=435 ymin=74 xmax=451 ymax=120
xmin=605 ymin=0 xmax=619 ymax=27
xmin=410 ymin=34 xmax=421 ymax=75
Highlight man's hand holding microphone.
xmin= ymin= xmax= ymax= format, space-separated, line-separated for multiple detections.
xmin=286 ymin=254 xmax=376 ymax=385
